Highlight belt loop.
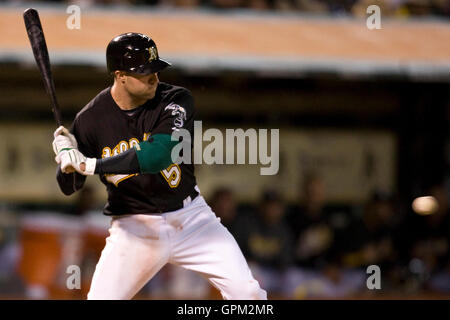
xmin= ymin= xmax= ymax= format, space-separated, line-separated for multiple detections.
xmin=183 ymin=196 xmax=192 ymax=208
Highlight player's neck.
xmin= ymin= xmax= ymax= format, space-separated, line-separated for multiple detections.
xmin=111 ymin=83 xmax=147 ymax=111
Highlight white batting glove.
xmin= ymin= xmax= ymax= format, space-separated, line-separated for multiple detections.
xmin=59 ymin=148 xmax=96 ymax=176
xmin=52 ymin=126 xmax=78 ymax=162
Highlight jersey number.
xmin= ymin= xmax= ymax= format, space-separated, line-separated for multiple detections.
xmin=102 ymin=136 xmax=181 ymax=188
xmin=161 ymin=164 xmax=181 ymax=188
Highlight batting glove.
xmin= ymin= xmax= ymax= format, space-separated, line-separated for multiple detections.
xmin=59 ymin=148 xmax=96 ymax=176
xmin=52 ymin=126 xmax=78 ymax=162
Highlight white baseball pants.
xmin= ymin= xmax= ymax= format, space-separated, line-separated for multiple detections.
xmin=87 ymin=195 xmax=267 ymax=300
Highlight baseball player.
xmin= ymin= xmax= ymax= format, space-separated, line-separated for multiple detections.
xmin=52 ymin=32 xmax=267 ymax=300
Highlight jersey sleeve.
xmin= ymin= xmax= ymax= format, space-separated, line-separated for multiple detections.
xmin=55 ymin=114 xmax=95 ymax=195
xmin=150 ymin=89 xmax=196 ymax=138
xmin=71 ymin=115 xmax=97 ymax=158
xmin=56 ymin=165 xmax=87 ymax=196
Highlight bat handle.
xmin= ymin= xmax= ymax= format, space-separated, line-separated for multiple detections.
xmin=49 ymin=83 xmax=62 ymax=127
xmin=53 ymin=108 xmax=62 ymax=127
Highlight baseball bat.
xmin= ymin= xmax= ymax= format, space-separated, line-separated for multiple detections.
xmin=23 ymin=8 xmax=62 ymax=127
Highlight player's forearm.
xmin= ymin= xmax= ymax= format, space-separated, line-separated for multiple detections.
xmin=56 ymin=164 xmax=86 ymax=195
xmin=95 ymin=148 xmax=140 ymax=175
xmin=95 ymin=134 xmax=178 ymax=175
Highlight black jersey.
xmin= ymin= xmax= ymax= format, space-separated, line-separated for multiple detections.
xmin=57 ymin=82 xmax=198 ymax=215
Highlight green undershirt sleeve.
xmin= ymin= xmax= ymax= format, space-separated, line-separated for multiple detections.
xmin=135 ymin=133 xmax=179 ymax=174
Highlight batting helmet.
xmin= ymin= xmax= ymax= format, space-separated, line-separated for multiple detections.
xmin=106 ymin=32 xmax=171 ymax=75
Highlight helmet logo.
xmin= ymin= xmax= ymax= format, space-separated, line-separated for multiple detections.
xmin=148 ymin=46 xmax=158 ymax=62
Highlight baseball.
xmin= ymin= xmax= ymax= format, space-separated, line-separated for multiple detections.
xmin=412 ymin=196 xmax=439 ymax=215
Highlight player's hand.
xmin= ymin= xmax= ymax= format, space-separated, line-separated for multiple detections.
xmin=52 ymin=126 xmax=78 ymax=162
xmin=58 ymin=148 xmax=96 ymax=176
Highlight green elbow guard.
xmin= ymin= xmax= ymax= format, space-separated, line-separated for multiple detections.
xmin=135 ymin=134 xmax=179 ymax=174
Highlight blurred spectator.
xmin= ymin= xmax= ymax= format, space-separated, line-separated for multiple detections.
xmin=234 ymin=189 xmax=293 ymax=296
xmin=284 ymin=172 xmax=365 ymax=298
xmin=339 ymin=191 xmax=404 ymax=292
xmin=209 ymin=187 xmax=238 ymax=234
xmin=287 ymin=172 xmax=334 ymax=269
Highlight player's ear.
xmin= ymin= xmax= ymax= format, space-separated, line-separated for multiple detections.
xmin=115 ymin=70 xmax=126 ymax=84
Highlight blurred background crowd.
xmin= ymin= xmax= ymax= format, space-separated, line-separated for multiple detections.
xmin=1 ymin=179 xmax=449 ymax=299
xmin=209 ymin=179 xmax=450 ymax=299
xmin=0 ymin=0 xmax=449 ymax=299
xmin=2 ymin=0 xmax=450 ymax=17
